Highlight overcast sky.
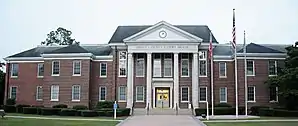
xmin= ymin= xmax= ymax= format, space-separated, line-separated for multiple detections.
xmin=1 ymin=0 xmax=298 ymax=63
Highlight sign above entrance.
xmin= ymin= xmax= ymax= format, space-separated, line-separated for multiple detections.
xmin=128 ymin=44 xmax=199 ymax=53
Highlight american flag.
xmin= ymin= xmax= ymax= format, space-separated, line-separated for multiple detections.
xmin=231 ymin=8 xmax=236 ymax=49
xmin=208 ymin=32 xmax=213 ymax=59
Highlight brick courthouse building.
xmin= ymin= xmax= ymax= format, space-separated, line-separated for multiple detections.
xmin=3 ymin=21 xmax=287 ymax=109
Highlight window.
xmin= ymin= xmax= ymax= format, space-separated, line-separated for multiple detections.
xmin=50 ymin=85 xmax=59 ymax=101
xmin=181 ymin=87 xmax=189 ymax=102
xmin=118 ymin=86 xmax=126 ymax=101
xmin=73 ymin=60 xmax=81 ymax=75
xmin=72 ymin=85 xmax=80 ymax=101
xmin=199 ymin=51 xmax=207 ymax=77
xmin=10 ymin=63 xmax=19 ymax=77
xmin=119 ymin=51 xmax=127 ymax=77
xmin=153 ymin=54 xmax=162 ymax=77
xmin=219 ymin=62 xmax=227 ymax=78
xmin=36 ymin=86 xmax=43 ymax=101
xmin=37 ymin=63 xmax=44 ymax=77
xmin=219 ymin=87 xmax=227 ymax=103
xmin=10 ymin=86 xmax=17 ymax=99
xmin=136 ymin=86 xmax=144 ymax=102
xmin=100 ymin=63 xmax=107 ymax=77
xmin=247 ymin=86 xmax=255 ymax=102
xmin=181 ymin=54 xmax=189 ymax=77
xmin=163 ymin=54 xmax=172 ymax=77
xmin=136 ymin=54 xmax=145 ymax=77
xmin=268 ymin=60 xmax=277 ymax=76
xmin=199 ymin=87 xmax=207 ymax=102
xmin=269 ymin=87 xmax=278 ymax=102
xmin=247 ymin=60 xmax=255 ymax=76
xmin=99 ymin=86 xmax=106 ymax=101
xmin=52 ymin=61 xmax=60 ymax=76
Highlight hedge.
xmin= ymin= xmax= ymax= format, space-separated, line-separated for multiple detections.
xmin=250 ymin=106 xmax=270 ymax=115
xmin=73 ymin=105 xmax=88 ymax=110
xmin=81 ymin=110 xmax=98 ymax=117
xmin=53 ymin=104 xmax=68 ymax=108
xmin=40 ymin=108 xmax=61 ymax=115
xmin=3 ymin=105 xmax=16 ymax=113
xmin=259 ymin=108 xmax=298 ymax=117
xmin=195 ymin=107 xmax=245 ymax=116
xmin=96 ymin=101 xmax=114 ymax=109
xmin=23 ymin=107 xmax=38 ymax=114
xmin=214 ymin=103 xmax=232 ymax=107
xmin=97 ymin=108 xmax=130 ymax=117
xmin=60 ymin=109 xmax=77 ymax=116
xmin=16 ymin=104 xmax=31 ymax=113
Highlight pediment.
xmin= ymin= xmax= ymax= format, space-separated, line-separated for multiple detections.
xmin=123 ymin=21 xmax=203 ymax=43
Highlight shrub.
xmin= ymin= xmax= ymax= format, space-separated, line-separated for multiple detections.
xmin=81 ymin=110 xmax=98 ymax=117
xmin=214 ymin=103 xmax=232 ymax=108
xmin=250 ymin=106 xmax=269 ymax=115
xmin=3 ymin=105 xmax=16 ymax=113
xmin=53 ymin=104 xmax=68 ymax=108
xmin=259 ymin=108 xmax=298 ymax=117
xmin=119 ymin=108 xmax=130 ymax=116
xmin=195 ymin=107 xmax=245 ymax=116
xmin=16 ymin=104 xmax=31 ymax=113
xmin=96 ymin=101 xmax=114 ymax=109
xmin=73 ymin=105 xmax=88 ymax=110
xmin=23 ymin=107 xmax=38 ymax=114
xmin=6 ymin=98 xmax=16 ymax=105
xmin=31 ymin=105 xmax=43 ymax=115
xmin=60 ymin=109 xmax=77 ymax=116
xmin=40 ymin=108 xmax=61 ymax=115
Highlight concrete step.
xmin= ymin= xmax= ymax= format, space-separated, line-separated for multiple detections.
xmin=133 ymin=108 xmax=193 ymax=115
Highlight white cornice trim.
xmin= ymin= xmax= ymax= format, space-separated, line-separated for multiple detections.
xmin=108 ymin=43 xmax=126 ymax=46
xmin=213 ymin=55 xmax=233 ymax=58
xmin=7 ymin=60 xmax=45 ymax=63
xmin=94 ymin=55 xmax=113 ymax=60
xmin=237 ymin=57 xmax=286 ymax=60
xmin=236 ymin=53 xmax=286 ymax=56
xmin=4 ymin=55 xmax=113 ymax=61
xmin=4 ymin=57 xmax=43 ymax=61
xmin=41 ymin=53 xmax=93 ymax=57
xmin=123 ymin=21 xmax=203 ymax=42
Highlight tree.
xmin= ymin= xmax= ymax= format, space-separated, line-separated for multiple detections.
xmin=0 ymin=62 xmax=5 ymax=105
xmin=265 ymin=41 xmax=298 ymax=110
xmin=41 ymin=27 xmax=80 ymax=45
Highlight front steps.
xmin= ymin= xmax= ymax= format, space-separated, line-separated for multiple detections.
xmin=133 ymin=108 xmax=193 ymax=115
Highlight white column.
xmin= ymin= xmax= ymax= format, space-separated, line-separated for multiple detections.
xmin=126 ymin=53 xmax=133 ymax=108
xmin=146 ymin=53 xmax=152 ymax=109
xmin=173 ymin=53 xmax=179 ymax=109
xmin=192 ymin=53 xmax=199 ymax=108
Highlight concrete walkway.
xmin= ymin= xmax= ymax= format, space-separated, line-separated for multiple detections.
xmin=116 ymin=115 xmax=206 ymax=126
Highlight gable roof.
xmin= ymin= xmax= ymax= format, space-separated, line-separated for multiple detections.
xmin=109 ymin=25 xmax=218 ymax=43
xmin=44 ymin=44 xmax=89 ymax=54
xmin=238 ymin=43 xmax=284 ymax=53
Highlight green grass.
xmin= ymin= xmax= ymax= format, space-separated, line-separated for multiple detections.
xmin=0 ymin=118 xmax=119 ymax=126
xmin=205 ymin=122 xmax=298 ymax=126
xmin=7 ymin=113 xmax=127 ymax=120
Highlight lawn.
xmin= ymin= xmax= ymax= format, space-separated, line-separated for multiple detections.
xmin=205 ymin=122 xmax=298 ymax=126
xmin=0 ymin=118 xmax=119 ymax=126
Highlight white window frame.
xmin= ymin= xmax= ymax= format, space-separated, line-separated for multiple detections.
xmin=163 ymin=54 xmax=172 ymax=77
xmin=36 ymin=86 xmax=43 ymax=101
xmin=246 ymin=60 xmax=255 ymax=76
xmin=50 ymin=85 xmax=59 ymax=101
xmin=118 ymin=86 xmax=126 ymax=102
xmin=181 ymin=54 xmax=189 ymax=77
xmin=119 ymin=51 xmax=127 ymax=77
xmin=73 ymin=60 xmax=81 ymax=76
xmin=180 ymin=86 xmax=189 ymax=103
xmin=99 ymin=86 xmax=106 ymax=101
xmin=37 ymin=63 xmax=44 ymax=78
xmin=153 ymin=54 xmax=162 ymax=77
xmin=72 ymin=85 xmax=81 ymax=101
xmin=268 ymin=60 xmax=278 ymax=76
xmin=269 ymin=87 xmax=278 ymax=102
xmin=9 ymin=86 xmax=17 ymax=99
xmin=136 ymin=54 xmax=145 ymax=77
xmin=199 ymin=51 xmax=207 ymax=77
xmin=219 ymin=62 xmax=227 ymax=78
xmin=136 ymin=86 xmax=145 ymax=102
xmin=219 ymin=87 xmax=227 ymax=103
xmin=199 ymin=87 xmax=207 ymax=102
xmin=10 ymin=63 xmax=19 ymax=78
xmin=100 ymin=62 xmax=107 ymax=78
xmin=52 ymin=61 xmax=60 ymax=76
xmin=247 ymin=86 xmax=256 ymax=102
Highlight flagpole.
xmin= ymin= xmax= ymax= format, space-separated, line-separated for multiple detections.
xmin=210 ymin=32 xmax=214 ymax=116
xmin=244 ymin=30 xmax=248 ymax=116
xmin=233 ymin=8 xmax=239 ymax=118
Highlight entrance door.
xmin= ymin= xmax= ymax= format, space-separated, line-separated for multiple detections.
xmin=156 ymin=88 xmax=170 ymax=108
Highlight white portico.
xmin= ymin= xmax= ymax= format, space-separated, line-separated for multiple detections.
xmin=123 ymin=21 xmax=203 ymax=109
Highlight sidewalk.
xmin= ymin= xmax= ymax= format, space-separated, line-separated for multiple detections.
xmin=202 ymin=119 xmax=298 ymax=123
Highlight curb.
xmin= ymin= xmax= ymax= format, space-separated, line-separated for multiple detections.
xmin=6 ymin=116 xmax=123 ymax=122
xmin=202 ymin=119 xmax=298 ymax=123
xmin=191 ymin=116 xmax=207 ymax=126
xmin=115 ymin=116 xmax=133 ymax=126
